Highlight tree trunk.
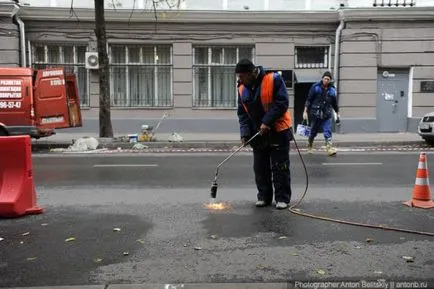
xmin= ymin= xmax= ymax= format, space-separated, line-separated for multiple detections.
xmin=94 ymin=0 xmax=113 ymax=138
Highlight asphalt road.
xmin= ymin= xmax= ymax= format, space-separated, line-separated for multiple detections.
xmin=0 ymin=152 xmax=433 ymax=288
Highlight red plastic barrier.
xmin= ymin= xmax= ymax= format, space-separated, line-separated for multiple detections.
xmin=0 ymin=135 xmax=43 ymax=217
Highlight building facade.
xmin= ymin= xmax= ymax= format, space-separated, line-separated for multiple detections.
xmin=0 ymin=0 xmax=433 ymax=132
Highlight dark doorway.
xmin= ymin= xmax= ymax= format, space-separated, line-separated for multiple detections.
xmin=294 ymin=82 xmax=314 ymax=127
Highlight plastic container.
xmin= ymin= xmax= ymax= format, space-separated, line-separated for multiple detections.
xmin=128 ymin=134 xmax=138 ymax=143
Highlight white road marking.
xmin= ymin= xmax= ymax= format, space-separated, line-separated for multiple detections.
xmin=322 ymin=162 xmax=383 ymax=166
xmin=93 ymin=164 xmax=158 ymax=168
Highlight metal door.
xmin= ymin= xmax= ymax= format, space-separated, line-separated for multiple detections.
xmin=34 ymin=68 xmax=70 ymax=130
xmin=0 ymin=68 xmax=33 ymax=127
xmin=377 ymin=69 xmax=409 ymax=132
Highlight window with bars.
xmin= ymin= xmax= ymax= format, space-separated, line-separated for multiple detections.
xmin=31 ymin=43 xmax=90 ymax=106
xmin=295 ymin=46 xmax=329 ymax=69
xmin=193 ymin=46 xmax=254 ymax=108
xmin=109 ymin=44 xmax=172 ymax=107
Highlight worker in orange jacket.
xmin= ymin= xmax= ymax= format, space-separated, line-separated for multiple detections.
xmin=236 ymin=59 xmax=292 ymax=210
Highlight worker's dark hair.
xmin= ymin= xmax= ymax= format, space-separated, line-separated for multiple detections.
xmin=235 ymin=59 xmax=255 ymax=73
xmin=322 ymin=71 xmax=333 ymax=79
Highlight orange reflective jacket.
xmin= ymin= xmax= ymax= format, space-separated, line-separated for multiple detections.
xmin=238 ymin=73 xmax=292 ymax=132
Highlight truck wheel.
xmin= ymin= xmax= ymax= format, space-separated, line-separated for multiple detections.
xmin=0 ymin=126 xmax=8 ymax=136
xmin=425 ymin=139 xmax=434 ymax=147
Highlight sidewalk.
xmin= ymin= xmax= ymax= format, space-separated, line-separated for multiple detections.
xmin=31 ymin=131 xmax=429 ymax=151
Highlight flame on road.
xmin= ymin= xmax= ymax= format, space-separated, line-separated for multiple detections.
xmin=204 ymin=202 xmax=230 ymax=211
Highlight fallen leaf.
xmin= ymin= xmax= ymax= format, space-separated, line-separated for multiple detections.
xmin=22 ymin=232 xmax=30 ymax=236
xmin=210 ymin=235 xmax=218 ymax=239
xmin=113 ymin=228 xmax=121 ymax=232
xmin=354 ymin=246 xmax=362 ymax=249
xmin=402 ymin=256 xmax=414 ymax=263
xmin=279 ymin=236 xmax=288 ymax=240
xmin=374 ymin=271 xmax=383 ymax=274
xmin=41 ymin=223 xmax=48 ymax=227
xmin=0 ymin=237 xmax=4 ymax=242
xmin=317 ymin=269 xmax=327 ymax=275
xmin=365 ymin=238 xmax=374 ymax=243
xmin=256 ymin=264 xmax=266 ymax=269
xmin=136 ymin=239 xmax=145 ymax=244
xmin=65 ymin=237 xmax=76 ymax=242
xmin=94 ymin=258 xmax=103 ymax=263
xmin=194 ymin=246 xmax=202 ymax=250
xmin=123 ymin=252 xmax=129 ymax=256
xmin=26 ymin=257 xmax=37 ymax=261
xmin=400 ymin=237 xmax=405 ymax=240
xmin=291 ymin=252 xmax=299 ymax=256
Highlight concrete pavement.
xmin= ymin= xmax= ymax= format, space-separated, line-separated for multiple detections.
xmin=36 ymin=131 xmax=424 ymax=143
xmin=26 ymin=114 xmax=430 ymax=152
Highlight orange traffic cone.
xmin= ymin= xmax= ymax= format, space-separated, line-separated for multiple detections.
xmin=403 ymin=152 xmax=434 ymax=209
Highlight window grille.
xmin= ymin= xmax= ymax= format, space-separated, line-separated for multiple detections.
xmin=295 ymin=46 xmax=329 ymax=69
xmin=192 ymin=46 xmax=254 ymax=108
xmin=109 ymin=44 xmax=173 ymax=107
xmin=31 ymin=43 xmax=90 ymax=107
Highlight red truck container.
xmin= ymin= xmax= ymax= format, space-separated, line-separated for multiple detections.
xmin=0 ymin=67 xmax=82 ymax=138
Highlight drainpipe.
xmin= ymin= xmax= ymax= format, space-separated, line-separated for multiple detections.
xmin=333 ymin=9 xmax=345 ymax=91
xmin=14 ymin=14 xmax=26 ymax=67
xmin=333 ymin=9 xmax=345 ymax=133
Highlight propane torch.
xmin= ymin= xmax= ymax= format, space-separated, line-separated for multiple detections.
xmin=210 ymin=132 xmax=260 ymax=203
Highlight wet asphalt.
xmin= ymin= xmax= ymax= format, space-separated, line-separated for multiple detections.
xmin=0 ymin=151 xmax=433 ymax=287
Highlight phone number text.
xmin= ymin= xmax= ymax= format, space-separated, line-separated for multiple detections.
xmin=0 ymin=101 xmax=22 ymax=109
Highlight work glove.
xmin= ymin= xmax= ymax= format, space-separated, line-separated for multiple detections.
xmin=303 ymin=111 xmax=308 ymax=121
xmin=259 ymin=123 xmax=271 ymax=135
xmin=335 ymin=116 xmax=341 ymax=126
xmin=241 ymin=137 xmax=248 ymax=146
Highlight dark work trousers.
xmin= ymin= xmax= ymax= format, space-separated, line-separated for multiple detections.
xmin=308 ymin=115 xmax=332 ymax=143
xmin=252 ymin=129 xmax=292 ymax=204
